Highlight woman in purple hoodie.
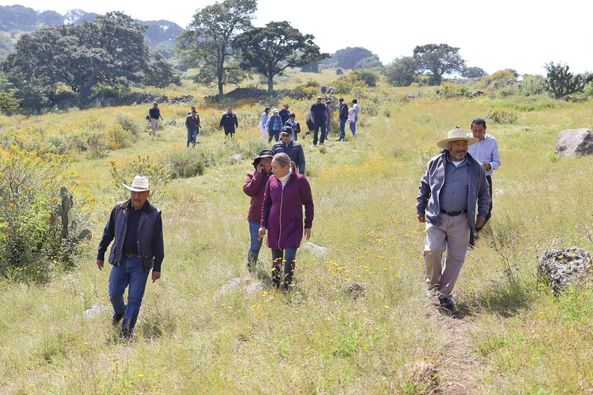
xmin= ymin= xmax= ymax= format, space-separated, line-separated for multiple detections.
xmin=243 ymin=149 xmax=274 ymax=272
xmin=258 ymin=153 xmax=314 ymax=291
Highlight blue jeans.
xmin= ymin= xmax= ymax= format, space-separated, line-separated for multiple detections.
xmin=339 ymin=119 xmax=347 ymax=139
xmin=109 ymin=256 xmax=150 ymax=330
xmin=349 ymin=121 xmax=356 ymax=136
xmin=187 ymin=128 xmax=198 ymax=147
xmin=313 ymin=122 xmax=326 ymax=145
xmin=271 ymin=248 xmax=298 ymax=288
xmin=249 ymin=221 xmax=262 ymax=253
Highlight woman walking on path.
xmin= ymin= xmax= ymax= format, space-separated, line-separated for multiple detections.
xmin=243 ymin=150 xmax=274 ymax=272
xmin=259 ymin=153 xmax=314 ymax=291
xmin=259 ymin=107 xmax=270 ymax=140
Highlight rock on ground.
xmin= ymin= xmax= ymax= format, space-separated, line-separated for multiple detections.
xmin=556 ymin=129 xmax=593 ymax=157
xmin=538 ymin=247 xmax=592 ymax=294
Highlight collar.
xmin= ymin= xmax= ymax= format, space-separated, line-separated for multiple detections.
xmin=127 ymin=200 xmax=149 ymax=212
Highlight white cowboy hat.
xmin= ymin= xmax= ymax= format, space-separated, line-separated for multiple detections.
xmin=123 ymin=175 xmax=150 ymax=192
xmin=437 ymin=128 xmax=478 ymax=149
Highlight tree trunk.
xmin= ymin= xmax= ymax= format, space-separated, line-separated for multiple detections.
xmin=218 ymin=80 xmax=224 ymax=101
xmin=267 ymin=74 xmax=274 ymax=93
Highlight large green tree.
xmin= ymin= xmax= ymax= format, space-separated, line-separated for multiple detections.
xmin=384 ymin=56 xmax=417 ymax=87
xmin=178 ymin=0 xmax=256 ymax=100
xmin=413 ymin=43 xmax=465 ymax=85
xmin=233 ymin=21 xmax=328 ymax=93
xmin=3 ymin=12 xmax=175 ymax=109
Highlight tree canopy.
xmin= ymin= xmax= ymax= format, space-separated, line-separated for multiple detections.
xmin=233 ymin=21 xmax=327 ymax=93
xmin=413 ymin=44 xmax=465 ymax=85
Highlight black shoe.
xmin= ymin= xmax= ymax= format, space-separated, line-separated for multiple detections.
xmin=112 ymin=313 xmax=124 ymax=326
xmin=439 ymin=297 xmax=455 ymax=311
xmin=121 ymin=322 xmax=134 ymax=339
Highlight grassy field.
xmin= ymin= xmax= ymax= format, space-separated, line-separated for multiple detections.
xmin=1 ymin=77 xmax=593 ymax=394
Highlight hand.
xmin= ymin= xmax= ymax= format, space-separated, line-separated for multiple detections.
xmin=476 ymin=216 xmax=486 ymax=230
xmin=256 ymin=164 xmax=264 ymax=172
xmin=152 ymin=271 xmax=161 ymax=283
xmin=96 ymin=260 xmax=104 ymax=271
xmin=482 ymin=163 xmax=491 ymax=171
xmin=304 ymin=228 xmax=311 ymax=240
xmin=417 ymin=213 xmax=425 ymax=223
xmin=258 ymin=227 xmax=266 ymax=240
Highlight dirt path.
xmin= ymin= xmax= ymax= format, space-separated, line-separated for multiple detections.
xmin=434 ymin=310 xmax=485 ymax=394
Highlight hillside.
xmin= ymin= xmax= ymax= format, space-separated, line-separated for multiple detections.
xmin=1 ymin=74 xmax=593 ymax=393
xmin=0 ymin=5 xmax=183 ymax=59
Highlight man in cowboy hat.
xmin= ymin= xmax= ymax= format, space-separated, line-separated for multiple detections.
xmin=96 ymin=175 xmax=164 ymax=338
xmin=416 ymin=128 xmax=490 ymax=311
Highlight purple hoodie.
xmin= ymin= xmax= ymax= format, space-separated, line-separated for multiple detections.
xmin=243 ymin=171 xmax=271 ymax=222
xmin=261 ymin=172 xmax=314 ymax=249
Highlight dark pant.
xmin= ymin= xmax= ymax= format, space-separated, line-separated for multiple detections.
xmin=187 ymin=128 xmax=198 ymax=147
xmin=271 ymin=248 xmax=298 ymax=289
xmin=484 ymin=175 xmax=493 ymax=225
xmin=339 ymin=119 xmax=347 ymax=140
xmin=225 ymin=131 xmax=235 ymax=138
xmin=268 ymin=130 xmax=280 ymax=142
xmin=108 ymin=256 xmax=150 ymax=332
xmin=313 ymin=122 xmax=326 ymax=145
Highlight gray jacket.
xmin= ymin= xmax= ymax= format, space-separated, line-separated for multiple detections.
xmin=416 ymin=151 xmax=490 ymax=231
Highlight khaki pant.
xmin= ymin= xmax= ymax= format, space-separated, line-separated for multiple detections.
xmin=150 ymin=118 xmax=159 ymax=135
xmin=424 ymin=213 xmax=470 ymax=299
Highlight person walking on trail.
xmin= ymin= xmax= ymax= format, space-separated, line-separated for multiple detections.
xmin=284 ymin=113 xmax=301 ymax=141
xmin=352 ymin=99 xmax=360 ymax=123
xmin=279 ymin=103 xmax=291 ymax=125
xmin=272 ymin=127 xmax=306 ymax=175
xmin=96 ymin=175 xmax=164 ymax=338
xmin=346 ymin=106 xmax=357 ymax=137
xmin=185 ymin=106 xmax=201 ymax=147
xmin=266 ymin=109 xmax=283 ymax=143
xmin=148 ymin=103 xmax=163 ymax=135
xmin=259 ymin=107 xmax=271 ymax=140
xmin=220 ymin=107 xmax=239 ymax=138
xmin=259 ymin=153 xmax=314 ymax=291
xmin=243 ymin=150 xmax=274 ymax=273
xmin=310 ymin=97 xmax=328 ymax=145
xmin=416 ymin=128 xmax=490 ymax=311
xmin=338 ymin=98 xmax=349 ymax=141
xmin=467 ymin=118 xmax=500 ymax=239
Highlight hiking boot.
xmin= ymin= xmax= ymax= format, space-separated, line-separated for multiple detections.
xmin=247 ymin=250 xmax=259 ymax=273
xmin=121 ymin=322 xmax=134 ymax=339
xmin=112 ymin=313 xmax=124 ymax=326
xmin=439 ymin=297 xmax=455 ymax=311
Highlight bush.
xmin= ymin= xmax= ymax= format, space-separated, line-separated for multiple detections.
xmin=0 ymin=147 xmax=89 ymax=283
xmin=105 ymin=126 xmax=133 ymax=150
xmin=168 ymin=150 xmax=206 ymax=178
xmin=351 ymin=70 xmax=378 ymax=87
xmin=0 ymin=91 xmax=20 ymax=115
xmin=110 ymin=155 xmax=172 ymax=201
xmin=116 ymin=114 xmax=142 ymax=136
xmin=487 ymin=109 xmax=518 ymax=124
xmin=519 ymin=75 xmax=547 ymax=96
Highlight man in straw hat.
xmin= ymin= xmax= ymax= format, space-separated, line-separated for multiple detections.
xmin=96 ymin=175 xmax=164 ymax=338
xmin=416 ymin=128 xmax=490 ymax=311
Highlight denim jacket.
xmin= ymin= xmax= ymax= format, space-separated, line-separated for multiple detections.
xmin=417 ymin=151 xmax=490 ymax=231
xmin=97 ymin=200 xmax=164 ymax=272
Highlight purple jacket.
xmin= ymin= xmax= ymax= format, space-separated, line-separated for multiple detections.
xmin=243 ymin=171 xmax=271 ymax=222
xmin=261 ymin=172 xmax=314 ymax=249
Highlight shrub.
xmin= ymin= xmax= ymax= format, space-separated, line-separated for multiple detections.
xmin=519 ymin=75 xmax=547 ymax=96
xmin=487 ymin=109 xmax=518 ymax=124
xmin=116 ymin=114 xmax=142 ymax=136
xmin=105 ymin=126 xmax=133 ymax=150
xmin=110 ymin=155 xmax=172 ymax=200
xmin=351 ymin=70 xmax=378 ymax=87
xmin=0 ymin=147 xmax=89 ymax=283
xmin=168 ymin=150 xmax=206 ymax=178
xmin=0 ymin=91 xmax=20 ymax=115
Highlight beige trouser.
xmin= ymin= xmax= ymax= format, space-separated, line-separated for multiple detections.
xmin=424 ymin=213 xmax=470 ymax=299
xmin=150 ymin=119 xmax=159 ymax=134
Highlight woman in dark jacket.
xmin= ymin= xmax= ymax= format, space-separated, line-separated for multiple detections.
xmin=258 ymin=153 xmax=314 ymax=290
xmin=243 ymin=150 xmax=274 ymax=272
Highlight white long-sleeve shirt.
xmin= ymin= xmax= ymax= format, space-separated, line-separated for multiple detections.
xmin=467 ymin=134 xmax=501 ymax=176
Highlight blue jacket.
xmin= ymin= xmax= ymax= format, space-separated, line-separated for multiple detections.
xmin=272 ymin=140 xmax=306 ymax=174
xmin=416 ymin=151 xmax=490 ymax=231
xmin=266 ymin=115 xmax=283 ymax=132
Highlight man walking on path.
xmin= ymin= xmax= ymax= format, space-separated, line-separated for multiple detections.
xmin=272 ymin=128 xmax=306 ymax=175
xmin=467 ymin=118 xmax=500 ymax=232
xmin=338 ymin=98 xmax=349 ymax=141
xmin=416 ymin=128 xmax=490 ymax=311
xmin=185 ymin=106 xmax=201 ymax=147
xmin=310 ymin=97 xmax=328 ymax=145
xmin=220 ymin=107 xmax=239 ymax=138
xmin=96 ymin=175 xmax=164 ymax=338
xmin=279 ymin=103 xmax=291 ymax=125
xmin=266 ymin=109 xmax=283 ymax=143
xmin=148 ymin=103 xmax=163 ymax=135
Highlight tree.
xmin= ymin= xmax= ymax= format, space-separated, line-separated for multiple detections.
xmin=413 ymin=44 xmax=465 ymax=85
xmin=384 ymin=56 xmax=417 ymax=86
xmin=178 ymin=0 xmax=256 ymax=100
xmin=463 ymin=66 xmax=486 ymax=79
xmin=233 ymin=21 xmax=328 ymax=93
xmin=329 ymin=47 xmax=377 ymax=69
xmin=545 ymin=62 xmax=593 ymax=99
xmin=143 ymin=52 xmax=181 ymax=87
xmin=354 ymin=55 xmax=383 ymax=69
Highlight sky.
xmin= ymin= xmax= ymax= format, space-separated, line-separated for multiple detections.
xmin=3 ymin=0 xmax=592 ymax=75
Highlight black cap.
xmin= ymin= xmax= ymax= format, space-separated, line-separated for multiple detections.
xmin=252 ymin=149 xmax=274 ymax=168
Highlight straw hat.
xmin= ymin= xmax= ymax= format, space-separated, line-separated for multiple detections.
xmin=437 ymin=128 xmax=478 ymax=149
xmin=123 ymin=175 xmax=150 ymax=192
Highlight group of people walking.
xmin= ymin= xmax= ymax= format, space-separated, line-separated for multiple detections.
xmin=101 ymin=105 xmax=499 ymax=338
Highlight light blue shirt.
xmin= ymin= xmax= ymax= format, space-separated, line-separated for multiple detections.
xmin=439 ymin=157 xmax=469 ymax=212
xmin=467 ymin=134 xmax=501 ymax=176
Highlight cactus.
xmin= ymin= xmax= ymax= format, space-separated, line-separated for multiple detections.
xmin=545 ymin=62 xmax=593 ymax=99
xmin=57 ymin=187 xmax=91 ymax=240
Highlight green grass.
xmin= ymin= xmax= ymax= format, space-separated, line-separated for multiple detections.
xmin=1 ymin=79 xmax=593 ymax=393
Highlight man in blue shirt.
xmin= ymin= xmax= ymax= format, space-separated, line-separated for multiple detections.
xmin=310 ymin=97 xmax=327 ymax=145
